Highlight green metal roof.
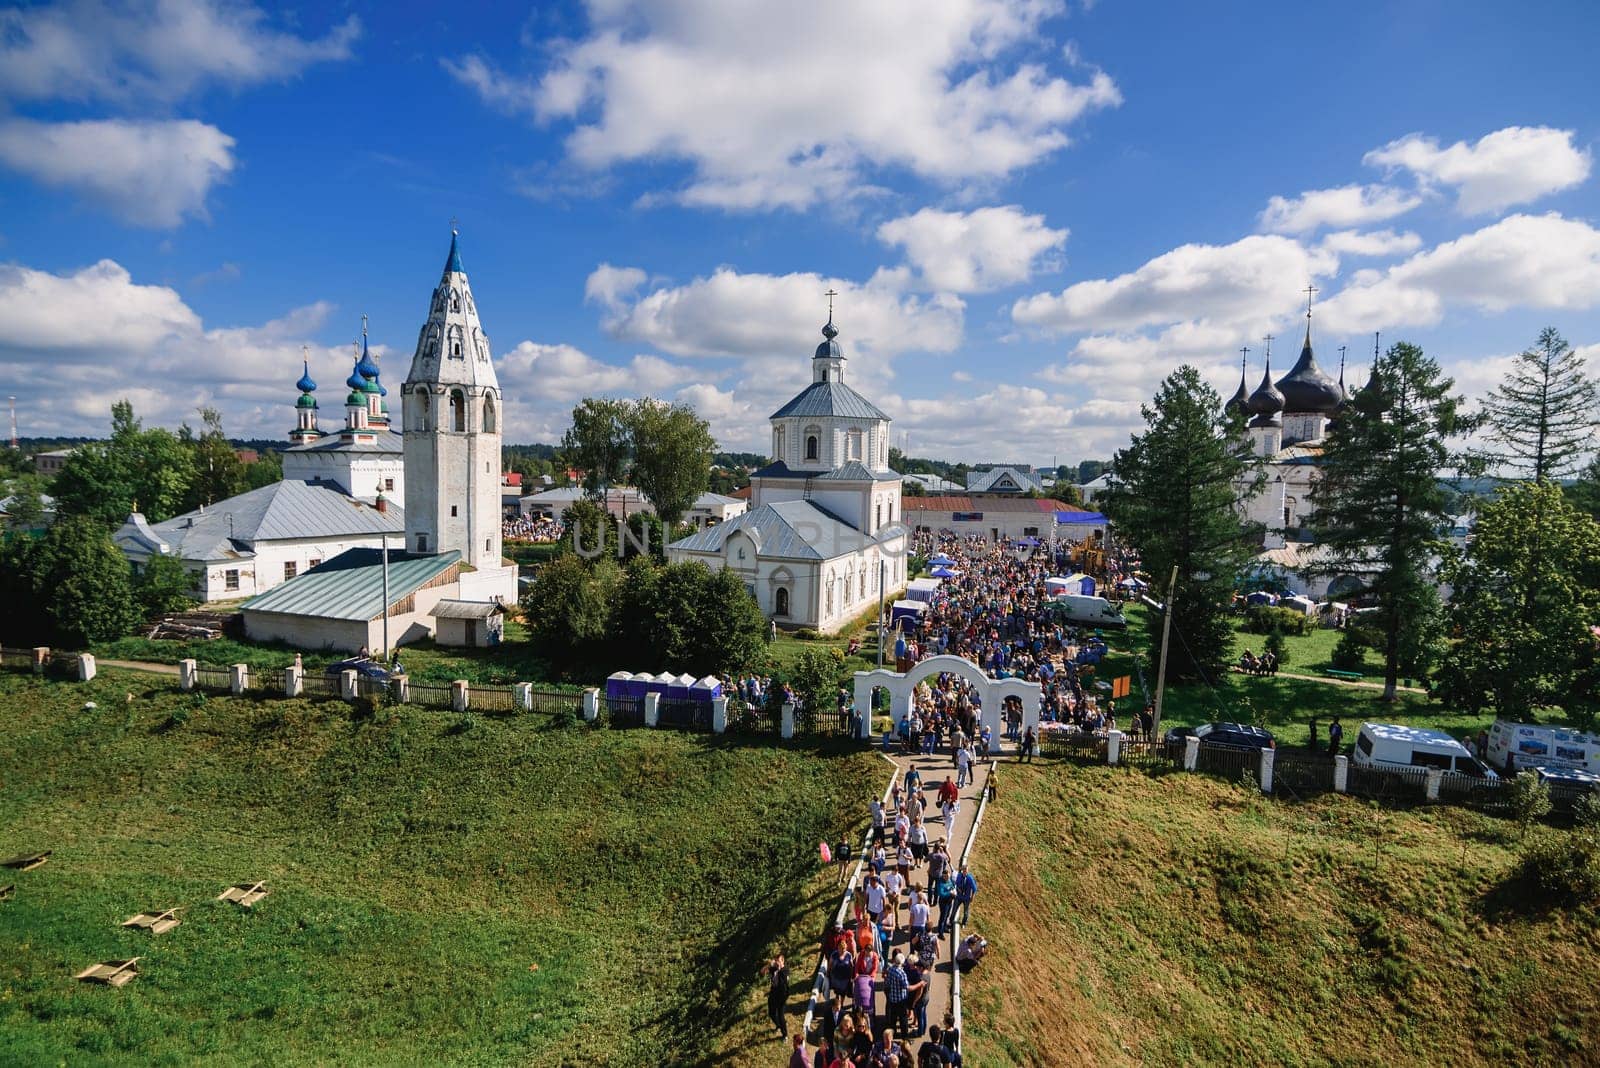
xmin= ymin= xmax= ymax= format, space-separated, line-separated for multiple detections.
xmin=242 ymin=548 xmax=460 ymax=621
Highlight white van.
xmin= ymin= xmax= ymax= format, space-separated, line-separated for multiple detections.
xmin=1485 ymin=721 xmax=1597 ymax=774
xmin=1353 ymin=722 xmax=1498 ymax=778
xmin=1049 ymin=593 xmax=1127 ymax=630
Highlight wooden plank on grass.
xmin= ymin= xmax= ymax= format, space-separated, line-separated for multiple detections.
xmin=122 ymin=908 xmax=183 ymax=934
xmin=1 ymin=850 xmax=50 ymax=871
xmin=216 ymin=881 xmax=268 ymax=907
xmin=75 ymin=958 xmax=140 ymax=987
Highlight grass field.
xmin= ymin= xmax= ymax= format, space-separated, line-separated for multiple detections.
xmin=962 ymin=763 xmax=1600 ymax=1066
xmin=0 ymin=669 xmax=884 ymax=1065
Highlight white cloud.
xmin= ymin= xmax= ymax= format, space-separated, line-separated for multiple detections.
xmin=0 ymin=118 xmax=235 ymax=227
xmin=1012 ymin=233 xmax=1337 ymax=335
xmin=877 ymin=205 xmax=1067 ymax=292
xmin=0 ymin=0 xmax=359 ymax=105
xmin=496 ymin=342 xmax=687 ymax=403
xmin=596 ymin=266 xmax=966 ymax=373
xmin=1258 ymin=184 xmax=1421 ymax=234
xmin=583 ymin=263 xmax=648 ymax=311
xmin=1364 ymin=126 xmax=1592 ymax=215
xmin=449 ymin=0 xmax=1121 ymax=210
xmin=0 ymin=259 xmax=201 ymax=352
xmin=1320 ymin=213 xmax=1600 ymax=333
xmin=1318 ymin=229 xmax=1423 ymax=257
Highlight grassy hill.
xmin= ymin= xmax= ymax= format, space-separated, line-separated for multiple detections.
xmin=962 ymin=763 xmax=1600 ymax=1066
xmin=0 ymin=670 xmax=883 ymax=1065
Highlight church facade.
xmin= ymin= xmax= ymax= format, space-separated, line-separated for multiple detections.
xmin=666 ymin=316 xmax=908 ymax=632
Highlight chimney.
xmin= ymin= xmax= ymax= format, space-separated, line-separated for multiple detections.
xmin=375 ymin=494 xmax=387 ymax=513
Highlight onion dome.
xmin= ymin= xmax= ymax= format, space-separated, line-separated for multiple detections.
xmin=1247 ymin=357 xmax=1285 ymax=427
xmin=346 ymin=362 xmax=365 ymax=391
xmin=296 ymin=393 xmax=318 ymax=410
xmin=1275 ymin=322 xmax=1342 ymax=414
xmin=814 ymin=317 xmax=844 ymax=360
xmin=361 ymin=374 xmax=382 ymax=394
xmin=1224 ymin=350 xmax=1250 ymax=419
xmin=345 ymin=390 xmax=365 ymax=407
xmin=296 ymin=360 xmax=317 ymax=394
xmin=355 ymin=336 xmax=380 ymax=381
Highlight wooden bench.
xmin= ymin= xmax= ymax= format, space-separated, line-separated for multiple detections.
xmin=217 ymin=881 xmax=269 ymax=908
xmin=122 ymin=908 xmax=183 ymax=934
xmin=76 ymin=958 xmax=140 ymax=987
xmin=1325 ymin=669 xmax=1364 ymax=681
xmin=1 ymin=851 xmax=50 ymax=872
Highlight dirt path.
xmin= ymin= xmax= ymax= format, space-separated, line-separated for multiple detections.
xmin=97 ymin=659 xmax=182 ymax=676
xmin=1270 ymin=669 xmax=1426 ymax=694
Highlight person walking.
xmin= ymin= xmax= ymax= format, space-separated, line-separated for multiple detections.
xmin=871 ymin=798 xmax=886 ymax=845
xmin=835 ymin=834 xmax=853 ymax=886
xmin=1328 ymin=716 xmax=1344 ymax=757
xmin=955 ymin=743 xmax=972 ymax=789
xmin=934 ymin=869 xmax=957 ymax=936
xmin=764 ymin=950 xmax=790 ymax=1040
xmin=787 ymin=1033 xmax=809 ymax=1068
xmin=954 ymin=864 xmax=977 ymax=925
xmin=905 ymin=954 xmax=929 ymax=1038
xmin=883 ymin=951 xmax=911 ymax=1035
xmin=1021 ymin=726 xmax=1035 ymax=763
xmin=853 ymin=940 xmax=880 ymax=1016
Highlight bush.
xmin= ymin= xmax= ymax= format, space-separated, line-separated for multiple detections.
xmin=1330 ymin=630 xmax=1368 ymax=671
xmin=1516 ymin=829 xmax=1600 ymax=904
xmin=1509 ymin=771 xmax=1553 ymax=833
xmin=1263 ymin=629 xmax=1289 ymax=667
xmin=793 ymin=628 xmax=821 ymax=641
xmin=1243 ymin=605 xmax=1315 ymax=637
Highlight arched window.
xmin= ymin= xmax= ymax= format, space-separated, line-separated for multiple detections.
xmin=847 ymin=429 xmax=862 ymax=461
xmin=415 ymin=390 xmax=429 ymax=430
xmin=806 ymin=435 xmax=819 ymax=461
xmin=451 ymin=390 xmax=466 ymax=432
xmin=483 ymin=395 xmax=497 ymax=433
xmin=450 ymin=289 xmax=461 ymax=313
xmin=774 ymin=425 xmax=786 ymax=460
xmin=775 ymin=587 xmax=790 ymax=616
xmin=825 ymin=577 xmax=835 ymax=615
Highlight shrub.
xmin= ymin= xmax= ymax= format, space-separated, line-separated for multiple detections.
xmin=1516 ymin=829 xmax=1600 ymax=904
xmin=1263 ymin=629 xmax=1289 ymax=667
xmin=1330 ymin=630 xmax=1368 ymax=671
xmin=1243 ymin=605 xmax=1315 ymax=637
xmin=1509 ymin=771 xmax=1553 ymax=834
xmin=793 ymin=628 xmax=821 ymax=641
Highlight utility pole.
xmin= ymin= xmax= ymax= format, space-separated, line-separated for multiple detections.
xmin=1150 ymin=564 xmax=1179 ymax=742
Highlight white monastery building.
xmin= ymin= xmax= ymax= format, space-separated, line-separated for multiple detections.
xmin=667 ymin=313 xmax=908 ymax=632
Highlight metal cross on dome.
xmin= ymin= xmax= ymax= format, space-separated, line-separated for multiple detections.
xmin=824 ymin=287 xmax=837 ymax=318
xmin=1304 ymin=283 xmax=1318 ymax=319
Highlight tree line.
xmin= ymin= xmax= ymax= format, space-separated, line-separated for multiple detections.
xmin=1105 ymin=327 xmax=1600 ymax=729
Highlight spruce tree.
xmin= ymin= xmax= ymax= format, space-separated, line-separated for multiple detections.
xmin=1482 ymin=327 xmax=1596 ymax=482
xmin=1308 ymin=342 xmax=1470 ymax=701
xmin=1103 ymin=366 xmax=1260 ymax=684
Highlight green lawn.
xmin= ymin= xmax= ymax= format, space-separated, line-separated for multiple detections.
xmin=1096 ymin=605 xmax=1567 ymax=750
xmin=0 ymin=669 xmax=882 ymax=1065
xmin=963 ymin=763 xmax=1600 ymax=1066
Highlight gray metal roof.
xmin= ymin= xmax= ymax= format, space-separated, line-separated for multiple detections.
xmin=812 ymin=462 xmax=899 ymax=481
xmin=242 ymin=549 xmax=460 ymax=621
xmin=668 ymin=499 xmax=905 ymax=561
xmin=769 ymin=381 xmax=889 ymax=421
xmin=430 ymin=598 xmax=505 ymax=620
xmin=284 ymin=429 xmax=404 ymax=455
xmin=965 ymin=466 xmax=1044 ymax=494
xmin=115 ymin=480 xmax=405 ymax=562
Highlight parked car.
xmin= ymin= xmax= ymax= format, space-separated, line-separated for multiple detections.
xmin=1163 ymin=722 xmax=1275 ymax=749
xmin=1352 ymin=722 xmax=1497 ymax=778
xmin=1045 ymin=593 xmax=1128 ymax=630
xmin=325 ymin=656 xmax=391 ymax=681
xmin=1485 ymin=720 xmax=1597 ymax=774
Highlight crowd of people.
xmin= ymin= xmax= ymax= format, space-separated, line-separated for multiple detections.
xmin=777 ymin=759 xmax=978 ymax=1066
xmin=502 ymin=515 xmax=563 ymax=542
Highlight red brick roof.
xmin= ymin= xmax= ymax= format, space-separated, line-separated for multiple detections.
xmin=904 ymin=495 xmax=1076 ymax=513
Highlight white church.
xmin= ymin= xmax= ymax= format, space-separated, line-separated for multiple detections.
xmin=236 ymin=230 xmax=517 ymax=651
xmin=666 ymin=314 xmax=908 ymax=631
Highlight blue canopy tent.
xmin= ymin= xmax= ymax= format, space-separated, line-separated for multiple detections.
xmin=1054 ymin=511 xmax=1108 ymax=524
xmin=1012 ymin=536 xmax=1041 ymax=547
xmin=928 ymin=554 xmax=955 ymax=565
xmin=929 ymin=566 xmax=959 ymax=578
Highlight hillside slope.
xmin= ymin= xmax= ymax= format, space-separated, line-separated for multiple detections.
xmin=963 ymin=765 xmax=1600 ymax=1066
xmin=0 ymin=670 xmax=881 ymax=1065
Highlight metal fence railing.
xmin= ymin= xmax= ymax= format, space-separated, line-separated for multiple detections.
xmin=1195 ymin=741 xmax=1263 ymax=782
xmin=0 ymin=646 xmax=32 ymax=671
xmin=1438 ymin=770 xmax=1510 ymax=813
xmin=1118 ymin=736 xmax=1178 ymax=771
xmin=656 ymin=698 xmax=712 ymax=731
xmin=470 ymin=685 xmax=519 ymax=714
xmin=725 ymin=698 xmax=776 ymax=735
xmin=1346 ymin=763 xmax=1431 ymax=803
xmin=408 ymin=681 xmax=455 ymax=709
xmin=606 ymin=695 xmax=646 ymax=728
xmin=355 ymin=676 xmax=390 ymax=701
xmin=47 ymin=652 xmax=79 ymax=679
xmin=1039 ymin=729 xmax=1104 ymax=763
xmin=1272 ymin=753 xmax=1337 ymax=797
xmin=194 ymin=666 xmax=233 ymax=691
xmin=302 ymin=672 xmax=342 ymax=698
xmin=525 ymin=689 xmax=582 ymax=716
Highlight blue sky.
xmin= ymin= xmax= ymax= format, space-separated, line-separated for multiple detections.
xmin=2 ymin=0 xmax=1598 ymax=464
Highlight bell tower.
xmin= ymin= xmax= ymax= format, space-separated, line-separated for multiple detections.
xmin=402 ymin=226 xmax=503 ymax=568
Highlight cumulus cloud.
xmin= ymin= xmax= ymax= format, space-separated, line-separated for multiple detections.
xmin=1364 ymin=126 xmax=1591 ymax=215
xmin=1318 ymin=229 xmax=1423 ymax=257
xmin=1258 ymin=183 xmax=1421 ymax=234
xmin=0 ymin=118 xmax=235 ymax=227
xmin=583 ymin=263 xmax=648 ymax=311
xmin=0 ymin=0 xmax=359 ymax=105
xmin=448 ymin=0 xmax=1120 ymax=210
xmin=1320 ymin=213 xmax=1600 ymax=333
xmin=1012 ymin=233 xmax=1336 ymax=335
xmin=877 ymin=205 xmax=1067 ymax=292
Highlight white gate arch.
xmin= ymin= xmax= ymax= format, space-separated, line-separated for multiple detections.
xmin=852 ymin=654 xmax=1040 ymax=744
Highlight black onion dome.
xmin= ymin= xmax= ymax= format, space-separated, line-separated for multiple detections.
xmin=1246 ymin=360 xmax=1284 ymax=418
xmin=1275 ymin=324 xmax=1343 ymax=414
xmin=1225 ymin=366 xmax=1249 ymax=418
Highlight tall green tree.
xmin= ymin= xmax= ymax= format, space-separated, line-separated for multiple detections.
xmin=1309 ymin=342 xmax=1472 ymax=700
xmin=629 ymin=399 xmax=716 ymax=526
xmin=1435 ymin=482 xmax=1600 ymax=727
xmin=1564 ymin=454 xmax=1600 ymax=522
xmin=52 ymin=401 xmax=195 ymax=525
xmin=520 ymin=553 xmax=623 ymax=678
xmin=134 ymin=553 xmax=198 ymax=619
xmin=15 ymin=516 xmax=141 ymax=646
xmin=1481 ymin=327 xmax=1596 ymax=482
xmin=181 ymin=406 xmax=245 ymax=510
xmin=1103 ymin=366 xmax=1261 ymax=684
xmin=614 ymin=558 xmax=767 ymax=677
xmin=560 ymin=398 xmax=633 ymax=498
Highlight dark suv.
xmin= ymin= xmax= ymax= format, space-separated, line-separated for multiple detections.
xmin=1164 ymin=722 xmax=1275 ymax=749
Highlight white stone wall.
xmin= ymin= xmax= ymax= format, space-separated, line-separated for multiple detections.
xmin=282 ymin=449 xmax=405 ymax=501
xmin=189 ymin=532 xmax=402 ymax=602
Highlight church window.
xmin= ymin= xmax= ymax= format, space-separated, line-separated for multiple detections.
xmin=847 ymin=429 xmax=862 ymax=461
xmin=806 ymin=435 xmax=819 ymax=461
xmin=859 ymin=566 xmax=867 ymax=598
xmin=283 ymin=562 xmax=297 ymax=580
xmin=826 ymin=577 xmax=835 ymax=615
xmin=774 ymin=425 xmax=786 ymax=460
xmin=450 ymin=289 xmax=461 ymax=313
xmin=416 ymin=534 xmax=428 ymax=552
xmin=309 ymin=558 xmax=322 ymax=569
xmin=451 ymin=390 xmax=466 ymax=431
xmin=486 ymin=538 xmax=491 ymax=553
xmin=224 ymin=569 xmax=239 ymax=592
xmin=775 ymin=587 xmax=790 ymax=616
xmin=451 ymin=505 xmax=458 ymax=517
xmin=875 ymin=502 xmax=881 ymax=530
xmin=483 ymin=395 xmax=497 ymax=432
xmin=385 ymin=479 xmax=394 ymax=491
